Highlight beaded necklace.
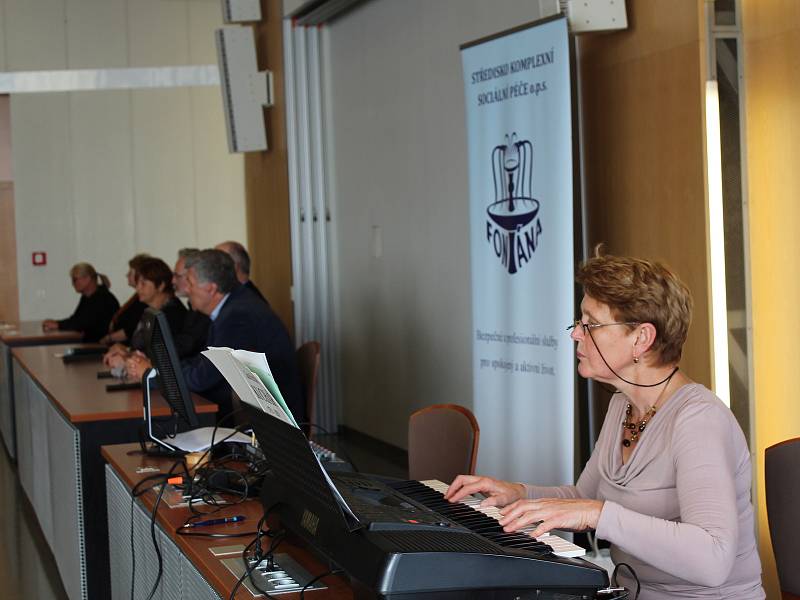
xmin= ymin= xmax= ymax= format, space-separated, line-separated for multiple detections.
xmin=621 ymin=367 xmax=678 ymax=447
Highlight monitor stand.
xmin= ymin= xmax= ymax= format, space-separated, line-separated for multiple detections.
xmin=140 ymin=367 xmax=186 ymax=456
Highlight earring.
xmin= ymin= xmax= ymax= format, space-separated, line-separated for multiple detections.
xmin=633 ymin=356 xmax=639 ymax=364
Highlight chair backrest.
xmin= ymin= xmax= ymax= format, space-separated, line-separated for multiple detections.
xmin=296 ymin=341 xmax=321 ymax=427
xmin=765 ymin=437 xmax=800 ymax=597
xmin=408 ymin=404 xmax=479 ymax=484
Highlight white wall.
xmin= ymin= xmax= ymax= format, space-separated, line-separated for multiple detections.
xmin=1 ymin=0 xmax=246 ymax=319
xmin=327 ymin=0 xmax=542 ymax=448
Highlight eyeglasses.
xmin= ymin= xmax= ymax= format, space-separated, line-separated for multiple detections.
xmin=567 ymin=320 xmax=640 ymax=334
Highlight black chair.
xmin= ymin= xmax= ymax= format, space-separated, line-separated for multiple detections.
xmin=765 ymin=437 xmax=800 ymax=599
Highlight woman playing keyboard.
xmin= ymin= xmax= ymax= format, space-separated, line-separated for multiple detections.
xmin=446 ymin=250 xmax=764 ymax=600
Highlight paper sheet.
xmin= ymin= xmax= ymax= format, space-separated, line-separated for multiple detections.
xmin=167 ymin=426 xmax=252 ymax=452
xmin=202 ymin=347 xmax=358 ymax=525
xmin=201 ymin=347 xmax=298 ymax=427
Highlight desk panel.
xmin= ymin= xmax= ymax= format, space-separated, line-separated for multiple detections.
xmin=14 ymin=358 xmax=84 ymax=599
xmin=106 ymin=465 xmax=220 ymax=600
xmin=103 ymin=443 xmax=353 ymax=600
xmin=0 ymin=322 xmax=82 ymax=458
xmin=0 ymin=341 xmax=11 ymax=456
xmin=11 ymin=346 xmax=217 ymax=600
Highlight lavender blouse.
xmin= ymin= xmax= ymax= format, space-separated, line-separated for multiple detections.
xmin=525 ymin=384 xmax=764 ymax=599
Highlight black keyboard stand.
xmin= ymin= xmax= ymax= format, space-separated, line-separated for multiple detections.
xmin=245 ymin=404 xmax=357 ymax=532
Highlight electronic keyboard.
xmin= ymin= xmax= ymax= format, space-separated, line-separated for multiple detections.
xmin=248 ymin=404 xmax=609 ymax=599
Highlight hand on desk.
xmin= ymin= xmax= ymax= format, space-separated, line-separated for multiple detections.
xmin=445 ymin=475 xmax=527 ymax=508
xmin=498 ymin=498 xmax=604 ymax=538
xmin=125 ymin=351 xmax=152 ymax=380
xmin=42 ymin=319 xmax=59 ymax=332
xmin=103 ymin=343 xmax=130 ymax=368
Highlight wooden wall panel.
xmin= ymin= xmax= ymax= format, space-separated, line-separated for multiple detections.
xmin=0 ymin=182 xmax=19 ymax=323
xmin=0 ymin=97 xmax=13 ymax=322
xmin=742 ymin=1 xmax=800 ymax=597
xmin=246 ymin=0 xmax=295 ymax=336
xmin=0 ymin=95 xmax=11 ymax=181
xmin=577 ymin=1 xmax=711 ymax=388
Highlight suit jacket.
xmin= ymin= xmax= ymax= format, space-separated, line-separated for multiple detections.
xmin=172 ymin=308 xmax=210 ymax=359
xmin=181 ymin=284 xmax=304 ymax=423
xmin=244 ymin=279 xmax=269 ymax=307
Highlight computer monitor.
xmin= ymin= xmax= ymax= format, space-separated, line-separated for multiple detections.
xmin=140 ymin=307 xmax=199 ymax=453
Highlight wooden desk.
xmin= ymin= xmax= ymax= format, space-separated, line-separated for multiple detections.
xmin=0 ymin=320 xmax=83 ymax=346
xmin=102 ymin=443 xmax=353 ymax=600
xmin=0 ymin=321 xmax=82 ymax=458
xmin=11 ymin=345 xmax=217 ymax=600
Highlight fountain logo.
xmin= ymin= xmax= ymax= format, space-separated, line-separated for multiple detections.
xmin=485 ymin=133 xmax=542 ymax=274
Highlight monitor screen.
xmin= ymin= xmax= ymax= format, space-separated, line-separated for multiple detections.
xmin=141 ymin=307 xmax=199 ymax=428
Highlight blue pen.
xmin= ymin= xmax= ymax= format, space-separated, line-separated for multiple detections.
xmin=186 ymin=515 xmax=246 ymax=528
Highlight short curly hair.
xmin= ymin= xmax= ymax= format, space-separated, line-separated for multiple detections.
xmin=576 ymin=248 xmax=693 ymax=365
xmin=136 ymin=257 xmax=175 ymax=295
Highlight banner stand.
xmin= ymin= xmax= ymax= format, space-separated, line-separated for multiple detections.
xmin=461 ymin=14 xmax=576 ymax=485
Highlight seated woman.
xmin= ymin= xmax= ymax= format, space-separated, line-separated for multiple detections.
xmin=103 ymin=257 xmax=186 ymax=371
xmin=446 ymin=251 xmax=764 ymax=599
xmin=42 ymin=263 xmax=120 ymax=343
xmin=100 ymin=253 xmax=151 ymax=345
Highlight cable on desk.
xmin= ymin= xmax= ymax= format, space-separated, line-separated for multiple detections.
xmin=227 ymin=531 xmax=268 ymax=600
xmin=182 ymin=450 xmax=267 ymax=521
xmin=143 ymin=470 xmax=170 ymax=600
xmin=228 ymin=510 xmax=281 ymax=600
xmin=611 ymin=562 xmax=640 ymax=600
xmin=127 ymin=412 xmax=258 ymax=599
xmin=299 ymin=568 xmax=343 ymax=599
xmin=187 ymin=407 xmax=248 ymax=473
xmin=176 ymin=525 xmax=259 ymax=539
xmin=176 ymin=416 xmax=260 ymax=518
xmin=128 ymin=459 xmax=186 ymax=600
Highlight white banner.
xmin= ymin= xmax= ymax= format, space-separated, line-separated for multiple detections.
xmin=461 ymin=16 xmax=575 ymax=485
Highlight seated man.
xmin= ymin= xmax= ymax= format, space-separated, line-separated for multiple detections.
xmin=215 ymin=240 xmax=269 ymax=306
xmin=127 ymin=249 xmax=304 ymax=424
xmin=171 ymin=248 xmax=210 ymax=358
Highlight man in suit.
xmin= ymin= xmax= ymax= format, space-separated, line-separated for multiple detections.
xmin=215 ymin=240 xmax=269 ymax=306
xmin=171 ymin=248 xmax=210 ymax=358
xmin=128 ymin=249 xmax=304 ymax=424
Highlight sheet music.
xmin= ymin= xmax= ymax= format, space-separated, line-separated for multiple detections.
xmin=202 ymin=347 xmax=358 ymax=524
xmin=230 ymin=349 xmax=298 ymax=428
xmin=202 ymin=347 xmax=297 ymax=427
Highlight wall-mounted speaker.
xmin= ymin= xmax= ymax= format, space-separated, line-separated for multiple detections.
xmin=221 ymin=0 xmax=261 ymax=24
xmin=539 ymin=0 xmax=628 ymax=33
xmin=215 ymin=26 xmax=273 ymax=153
